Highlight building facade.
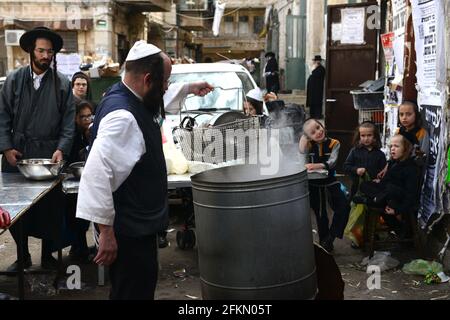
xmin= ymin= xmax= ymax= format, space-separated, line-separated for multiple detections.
xmin=0 ymin=0 xmax=171 ymax=75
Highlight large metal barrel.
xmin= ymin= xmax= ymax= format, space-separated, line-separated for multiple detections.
xmin=191 ymin=164 xmax=317 ymax=300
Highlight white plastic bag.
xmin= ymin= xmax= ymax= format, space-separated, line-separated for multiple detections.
xmin=361 ymin=251 xmax=400 ymax=272
xmin=163 ymin=140 xmax=189 ymax=175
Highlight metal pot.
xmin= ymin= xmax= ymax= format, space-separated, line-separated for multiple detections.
xmin=16 ymin=159 xmax=65 ymax=181
xmin=68 ymin=161 xmax=85 ymax=179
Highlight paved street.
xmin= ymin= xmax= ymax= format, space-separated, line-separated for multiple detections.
xmin=1 ymin=202 xmax=449 ymax=300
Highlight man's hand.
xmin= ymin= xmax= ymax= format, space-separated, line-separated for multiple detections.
xmin=188 ymin=81 xmax=214 ymax=97
xmin=356 ymin=168 xmax=366 ymax=177
xmin=305 ymin=163 xmax=324 ymax=171
xmin=0 ymin=207 xmax=11 ymax=229
xmin=4 ymin=149 xmax=22 ymax=167
xmin=51 ymin=150 xmax=63 ymax=163
xmin=94 ymin=225 xmax=118 ymax=266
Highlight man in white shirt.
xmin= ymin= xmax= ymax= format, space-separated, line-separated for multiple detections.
xmin=76 ymin=40 xmax=212 ymax=300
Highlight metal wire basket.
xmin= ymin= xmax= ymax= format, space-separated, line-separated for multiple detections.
xmin=173 ymin=116 xmax=261 ymax=164
xmin=358 ymin=108 xmax=385 ymax=133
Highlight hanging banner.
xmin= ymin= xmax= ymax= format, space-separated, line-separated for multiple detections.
xmin=411 ymin=0 xmax=446 ymax=107
xmin=411 ymin=0 xmax=447 ymax=225
xmin=418 ymin=105 xmax=445 ymax=225
xmin=391 ymin=0 xmax=407 ymax=74
xmin=212 ymin=1 xmax=226 ymax=37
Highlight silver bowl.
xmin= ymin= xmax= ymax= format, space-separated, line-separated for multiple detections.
xmin=16 ymin=159 xmax=65 ymax=181
xmin=68 ymin=161 xmax=85 ymax=179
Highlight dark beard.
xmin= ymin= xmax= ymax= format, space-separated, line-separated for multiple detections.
xmin=142 ymin=85 xmax=164 ymax=118
xmin=31 ymin=52 xmax=50 ymax=72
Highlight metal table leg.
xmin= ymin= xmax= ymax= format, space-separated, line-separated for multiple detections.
xmin=17 ymin=218 xmax=25 ymax=300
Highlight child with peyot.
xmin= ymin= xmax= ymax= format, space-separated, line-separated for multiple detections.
xmin=299 ymin=119 xmax=350 ymax=252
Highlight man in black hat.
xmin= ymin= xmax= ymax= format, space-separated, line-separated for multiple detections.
xmin=0 ymin=27 xmax=75 ymax=271
xmin=263 ymin=52 xmax=280 ymax=94
xmin=307 ymin=55 xmax=326 ymax=119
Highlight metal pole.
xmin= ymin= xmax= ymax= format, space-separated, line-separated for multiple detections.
xmin=17 ymin=218 xmax=25 ymax=300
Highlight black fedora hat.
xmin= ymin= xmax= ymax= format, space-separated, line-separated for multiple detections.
xmin=265 ymin=52 xmax=275 ymax=58
xmin=313 ymin=55 xmax=323 ymax=61
xmin=20 ymin=27 xmax=63 ymax=53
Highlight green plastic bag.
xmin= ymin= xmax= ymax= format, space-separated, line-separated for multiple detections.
xmin=344 ymin=203 xmax=366 ymax=246
xmin=402 ymin=259 xmax=444 ymax=276
xmin=344 ymin=173 xmax=370 ymax=247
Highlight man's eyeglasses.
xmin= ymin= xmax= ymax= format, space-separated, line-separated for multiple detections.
xmin=35 ymin=48 xmax=55 ymax=55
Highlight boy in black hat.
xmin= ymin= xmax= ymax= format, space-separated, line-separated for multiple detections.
xmin=0 ymin=26 xmax=75 ymax=271
xmin=307 ymin=55 xmax=326 ymax=119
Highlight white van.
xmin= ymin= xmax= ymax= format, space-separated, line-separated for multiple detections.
xmin=163 ymin=63 xmax=258 ymax=140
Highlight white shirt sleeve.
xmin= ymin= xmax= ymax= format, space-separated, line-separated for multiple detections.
xmin=76 ymin=109 xmax=146 ymax=226
xmin=164 ymin=82 xmax=190 ymax=114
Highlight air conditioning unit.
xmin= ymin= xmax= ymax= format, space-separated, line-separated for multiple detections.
xmin=5 ymin=30 xmax=26 ymax=46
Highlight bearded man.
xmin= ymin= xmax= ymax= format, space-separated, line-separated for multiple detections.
xmin=76 ymin=41 xmax=213 ymax=300
xmin=0 ymin=27 xmax=75 ymax=271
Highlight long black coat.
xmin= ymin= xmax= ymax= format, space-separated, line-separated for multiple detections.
xmin=264 ymin=57 xmax=280 ymax=93
xmin=0 ymin=66 xmax=75 ymax=172
xmin=306 ymin=65 xmax=326 ymax=107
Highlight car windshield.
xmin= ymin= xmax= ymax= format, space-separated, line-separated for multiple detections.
xmin=169 ymin=71 xmax=254 ymax=112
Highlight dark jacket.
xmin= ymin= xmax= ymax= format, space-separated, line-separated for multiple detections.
xmin=68 ymin=128 xmax=89 ymax=164
xmin=264 ymin=57 xmax=280 ymax=93
xmin=0 ymin=66 xmax=75 ymax=172
xmin=381 ymin=158 xmax=419 ymax=215
xmin=344 ymin=146 xmax=387 ymax=197
xmin=306 ymin=65 xmax=326 ymax=107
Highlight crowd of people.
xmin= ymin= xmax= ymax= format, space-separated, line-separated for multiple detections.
xmin=0 ymin=26 xmax=431 ymax=300
xmin=298 ymin=100 xmax=429 ymax=252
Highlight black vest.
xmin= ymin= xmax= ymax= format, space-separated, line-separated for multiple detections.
xmin=90 ymin=82 xmax=168 ymax=237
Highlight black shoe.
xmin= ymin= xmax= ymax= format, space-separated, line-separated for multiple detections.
xmin=6 ymin=254 xmax=32 ymax=273
xmin=158 ymin=235 xmax=169 ymax=249
xmin=41 ymin=255 xmax=59 ymax=270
